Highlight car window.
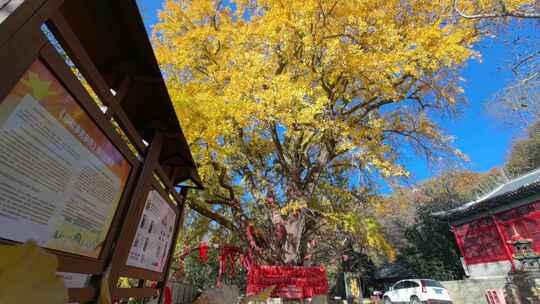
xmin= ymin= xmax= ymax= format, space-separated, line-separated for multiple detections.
xmin=402 ymin=281 xmax=416 ymax=288
xmin=421 ymin=280 xmax=443 ymax=288
xmin=409 ymin=281 xmax=420 ymax=288
xmin=393 ymin=282 xmax=405 ymax=290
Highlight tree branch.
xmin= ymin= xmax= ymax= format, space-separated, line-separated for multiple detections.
xmin=454 ymin=0 xmax=540 ymax=19
xmin=270 ymin=123 xmax=292 ymax=176
xmin=188 ymin=201 xmax=238 ymax=231
xmin=210 ymin=161 xmax=236 ymax=200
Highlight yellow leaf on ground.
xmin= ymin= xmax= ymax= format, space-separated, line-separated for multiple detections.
xmin=0 ymin=241 xmax=68 ymax=304
xmin=98 ymin=266 xmax=112 ymax=304
xmin=242 ymin=285 xmax=275 ymax=303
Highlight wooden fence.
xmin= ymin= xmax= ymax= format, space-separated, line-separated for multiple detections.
xmin=169 ymin=282 xmax=199 ymax=304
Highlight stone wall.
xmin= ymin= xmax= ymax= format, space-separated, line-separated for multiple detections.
xmin=466 ymin=261 xmax=513 ymax=278
xmin=506 ymin=271 xmax=540 ymax=304
xmin=441 ymin=277 xmax=506 ymax=304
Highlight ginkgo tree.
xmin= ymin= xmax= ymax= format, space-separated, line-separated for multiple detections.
xmin=152 ymin=0 xmax=494 ymax=266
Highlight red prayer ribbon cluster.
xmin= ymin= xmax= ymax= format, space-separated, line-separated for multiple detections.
xmin=246 ymin=265 xmax=329 ymax=299
xmin=216 ymin=245 xmax=242 ymax=287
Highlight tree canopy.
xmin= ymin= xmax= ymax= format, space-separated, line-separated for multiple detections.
xmin=152 ymin=0 xmax=531 ymax=266
xmin=506 ymin=120 xmax=540 ymax=176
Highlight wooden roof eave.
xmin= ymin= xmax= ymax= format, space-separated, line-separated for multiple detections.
xmin=57 ymin=0 xmax=201 ymax=188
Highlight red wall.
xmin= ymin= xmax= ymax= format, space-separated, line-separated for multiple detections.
xmin=453 ymin=200 xmax=540 ymax=265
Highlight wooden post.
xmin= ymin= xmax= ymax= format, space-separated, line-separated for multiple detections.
xmin=108 ymin=131 xmax=163 ymax=297
xmin=451 ymin=225 xmax=467 ymax=260
xmin=492 ymin=215 xmax=516 ymax=272
xmin=158 ymin=186 xmax=189 ymax=304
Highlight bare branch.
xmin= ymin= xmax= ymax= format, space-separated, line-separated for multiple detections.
xmin=512 ymin=50 xmax=540 ymax=75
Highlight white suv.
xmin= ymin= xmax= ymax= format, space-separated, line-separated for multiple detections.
xmin=383 ymin=279 xmax=452 ymax=304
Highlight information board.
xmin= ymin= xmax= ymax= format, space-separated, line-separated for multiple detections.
xmin=0 ymin=60 xmax=131 ymax=258
xmin=126 ymin=189 xmax=176 ymax=273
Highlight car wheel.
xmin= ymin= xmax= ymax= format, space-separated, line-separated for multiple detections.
xmin=410 ymin=296 xmax=422 ymax=304
xmin=384 ymin=297 xmax=393 ymax=304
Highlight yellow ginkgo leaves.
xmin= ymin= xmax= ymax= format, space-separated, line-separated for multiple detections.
xmin=151 ymin=0 xmax=528 ymax=263
xmin=241 ymin=285 xmax=275 ymax=304
xmin=0 ymin=241 xmax=68 ymax=304
xmin=152 ymin=0 xmax=481 ymax=193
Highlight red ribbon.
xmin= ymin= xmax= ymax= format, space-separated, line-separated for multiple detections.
xmin=163 ymin=286 xmax=172 ymax=304
xmin=216 ymin=245 xmax=242 ymax=287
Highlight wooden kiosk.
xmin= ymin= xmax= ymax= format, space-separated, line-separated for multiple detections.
xmin=0 ymin=0 xmax=202 ymax=302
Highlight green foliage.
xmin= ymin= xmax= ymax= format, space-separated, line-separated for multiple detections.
xmin=182 ymin=250 xmax=247 ymax=292
xmin=390 ymin=171 xmax=484 ymax=281
xmin=400 ymin=206 xmax=465 ymax=281
xmin=171 ymin=208 xmax=247 ymax=291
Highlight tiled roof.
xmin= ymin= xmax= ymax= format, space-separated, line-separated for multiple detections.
xmin=433 ymin=167 xmax=540 ymax=221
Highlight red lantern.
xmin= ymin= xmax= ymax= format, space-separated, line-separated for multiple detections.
xmin=199 ymin=242 xmax=209 ymax=263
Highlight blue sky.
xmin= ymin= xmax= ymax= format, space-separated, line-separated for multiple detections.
xmin=136 ymin=0 xmax=534 ymax=183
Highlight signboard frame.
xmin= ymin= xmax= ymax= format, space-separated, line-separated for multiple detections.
xmin=0 ymin=50 xmax=141 ymax=259
xmin=122 ymin=182 xmax=180 ymax=277
xmin=0 ymin=18 xmax=142 ymax=303
xmin=106 ymin=132 xmax=188 ymax=301
xmin=0 ymin=1 xmax=193 ymax=302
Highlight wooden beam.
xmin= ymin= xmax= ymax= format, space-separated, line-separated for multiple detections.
xmin=112 ymin=287 xmax=158 ymax=299
xmin=115 ymin=75 xmax=131 ymax=102
xmin=0 ymin=0 xmax=47 ymax=47
xmin=68 ymin=288 xmax=97 ymax=302
xmin=107 ymin=132 xmax=163 ymax=299
xmin=47 ymin=12 xmax=147 ymax=155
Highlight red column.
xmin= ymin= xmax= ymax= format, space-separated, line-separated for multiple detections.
xmin=451 ymin=224 xmax=467 ymax=260
xmin=491 ymin=215 xmax=516 ymax=272
xmin=451 ymin=224 xmax=473 ymax=278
